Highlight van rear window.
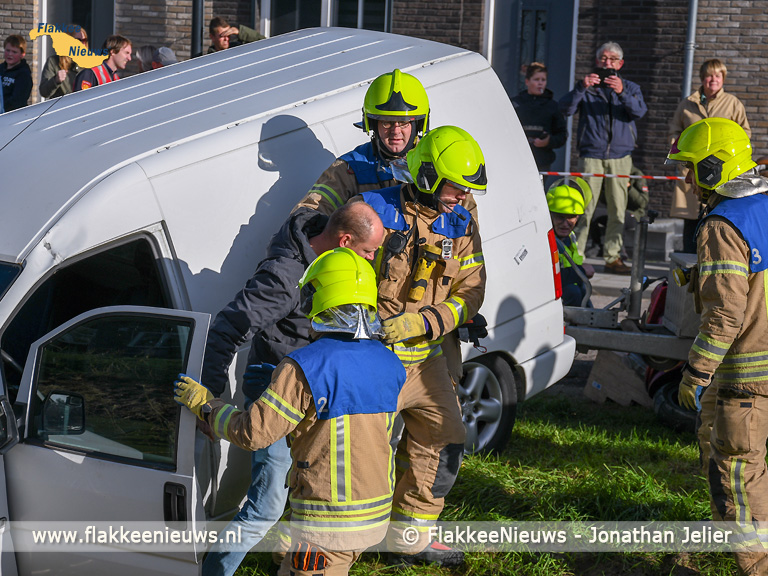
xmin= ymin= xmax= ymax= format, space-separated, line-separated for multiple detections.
xmin=0 ymin=262 xmax=21 ymax=302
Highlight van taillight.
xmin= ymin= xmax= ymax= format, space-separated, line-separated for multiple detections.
xmin=547 ymin=228 xmax=562 ymax=300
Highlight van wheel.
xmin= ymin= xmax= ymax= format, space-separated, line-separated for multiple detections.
xmin=653 ymin=379 xmax=696 ymax=434
xmin=458 ymin=355 xmax=517 ymax=455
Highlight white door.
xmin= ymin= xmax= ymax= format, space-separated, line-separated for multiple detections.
xmin=3 ymin=306 xmax=209 ymax=576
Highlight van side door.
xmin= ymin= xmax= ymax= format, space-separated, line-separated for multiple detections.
xmin=4 ymin=306 xmax=209 ymax=576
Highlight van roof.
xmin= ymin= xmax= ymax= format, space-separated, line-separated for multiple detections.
xmin=0 ymin=28 xmax=469 ymax=263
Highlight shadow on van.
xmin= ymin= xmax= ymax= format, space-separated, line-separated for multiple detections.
xmin=177 ymin=115 xmax=336 ymax=518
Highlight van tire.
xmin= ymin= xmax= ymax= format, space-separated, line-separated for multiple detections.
xmin=458 ymin=355 xmax=517 ymax=455
xmin=653 ymin=379 xmax=696 ymax=434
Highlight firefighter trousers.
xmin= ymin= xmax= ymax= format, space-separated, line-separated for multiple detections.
xmin=708 ymin=386 xmax=768 ymax=575
xmin=278 ymin=542 xmax=361 ymax=576
xmin=386 ymin=355 xmax=466 ymax=553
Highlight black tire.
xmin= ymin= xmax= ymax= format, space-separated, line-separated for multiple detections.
xmin=653 ymin=379 xmax=697 ymax=434
xmin=642 ymin=355 xmax=680 ymax=371
xmin=458 ymin=355 xmax=517 ymax=454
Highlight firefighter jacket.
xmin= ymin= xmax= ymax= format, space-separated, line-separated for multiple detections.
xmin=295 ymin=141 xmax=479 ymax=219
xmin=683 ymin=193 xmax=768 ymax=394
xmin=205 ymin=334 xmax=406 ymax=550
xmin=360 ymin=184 xmax=486 ymax=366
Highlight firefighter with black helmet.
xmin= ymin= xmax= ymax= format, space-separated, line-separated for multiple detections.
xmin=667 ymin=117 xmax=768 ymax=575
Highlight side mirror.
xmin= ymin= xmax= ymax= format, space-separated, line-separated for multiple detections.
xmin=0 ymin=397 xmax=19 ymax=454
xmin=42 ymin=391 xmax=85 ymax=435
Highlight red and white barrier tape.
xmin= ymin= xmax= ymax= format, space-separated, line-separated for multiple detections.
xmin=540 ymin=171 xmax=684 ymax=181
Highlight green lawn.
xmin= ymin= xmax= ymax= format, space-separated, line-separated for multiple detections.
xmin=236 ymin=378 xmax=736 ymax=575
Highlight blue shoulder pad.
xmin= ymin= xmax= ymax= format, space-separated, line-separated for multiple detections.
xmin=431 ymin=205 xmax=472 ymax=238
xmin=340 ymin=142 xmax=393 ymax=185
xmin=361 ymin=186 xmax=408 ymax=231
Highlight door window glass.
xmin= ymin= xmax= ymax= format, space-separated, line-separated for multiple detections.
xmin=28 ymin=314 xmax=191 ymax=469
xmin=1 ymin=238 xmax=171 ymax=404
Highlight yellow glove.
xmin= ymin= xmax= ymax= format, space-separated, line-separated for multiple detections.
xmin=381 ymin=312 xmax=427 ymax=344
xmin=174 ymin=374 xmax=213 ymax=420
xmin=678 ymin=380 xmax=704 ymax=411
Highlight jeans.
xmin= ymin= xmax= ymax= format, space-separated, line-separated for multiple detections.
xmin=202 ymin=436 xmax=292 ymax=576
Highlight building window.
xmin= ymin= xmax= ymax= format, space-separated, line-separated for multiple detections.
xmin=519 ymin=9 xmax=548 ymax=90
xmin=265 ymin=0 xmax=391 ymax=36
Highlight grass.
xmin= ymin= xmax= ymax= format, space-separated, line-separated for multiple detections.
xmin=234 ymin=375 xmax=737 ymax=576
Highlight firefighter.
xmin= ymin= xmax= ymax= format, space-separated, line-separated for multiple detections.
xmin=357 ymin=125 xmax=487 ymax=567
xmin=667 ymin=117 xmax=768 ymax=575
xmin=295 ymin=69 xmax=474 ymax=404
xmin=174 ymin=247 xmax=407 ymax=576
xmin=547 ymin=178 xmax=595 ymax=307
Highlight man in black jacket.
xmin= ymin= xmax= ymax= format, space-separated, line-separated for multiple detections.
xmin=200 ymin=201 xmax=383 ymax=576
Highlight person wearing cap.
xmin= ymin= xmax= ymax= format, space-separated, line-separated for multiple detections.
xmin=199 ymin=202 xmax=384 ymax=576
xmin=547 ymin=179 xmax=595 ymax=307
xmin=666 ymin=117 xmax=768 ymax=575
xmin=175 ymin=247 xmax=406 ymax=576
xmin=356 ymin=125 xmax=487 ymax=567
xmin=152 ymin=47 xmax=177 ymax=68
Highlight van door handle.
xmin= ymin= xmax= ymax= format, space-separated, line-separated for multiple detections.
xmin=163 ymin=482 xmax=187 ymax=529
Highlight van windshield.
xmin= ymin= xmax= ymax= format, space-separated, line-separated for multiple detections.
xmin=0 ymin=262 xmax=21 ymax=301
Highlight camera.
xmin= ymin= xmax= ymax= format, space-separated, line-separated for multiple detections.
xmin=594 ymin=67 xmax=617 ymax=85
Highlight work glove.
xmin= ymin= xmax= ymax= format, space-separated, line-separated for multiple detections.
xmin=174 ymin=374 xmax=213 ymax=420
xmin=243 ymin=363 xmax=276 ymax=401
xmin=381 ymin=312 xmax=427 ymax=344
xmin=678 ymin=380 xmax=704 ymax=412
xmin=291 ymin=542 xmax=327 ymax=572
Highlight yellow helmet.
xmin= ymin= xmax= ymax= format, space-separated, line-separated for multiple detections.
xmin=407 ymin=125 xmax=487 ymax=196
xmin=666 ymin=118 xmax=756 ymax=190
xmin=363 ymin=69 xmax=430 ymax=135
xmin=298 ymin=248 xmax=378 ymax=319
xmin=546 ymin=177 xmax=592 ymax=215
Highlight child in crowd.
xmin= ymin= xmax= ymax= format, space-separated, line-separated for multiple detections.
xmin=1 ymin=35 xmax=32 ymax=112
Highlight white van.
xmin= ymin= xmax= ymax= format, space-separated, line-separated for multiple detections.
xmin=0 ymin=28 xmax=574 ymax=575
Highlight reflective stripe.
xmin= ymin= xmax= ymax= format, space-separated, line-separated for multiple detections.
xmin=715 ymin=365 xmax=768 ymax=383
xmin=290 ymin=512 xmax=391 ymax=532
xmin=213 ymin=404 xmax=236 ymax=441
xmin=330 ymin=416 xmax=348 ymax=502
xmin=391 ymin=507 xmax=440 ymax=526
xmin=459 ymin=251 xmax=484 ymax=271
xmin=692 ymin=333 xmax=730 ymax=361
xmin=392 ymin=338 xmax=443 ymax=365
xmin=291 ymin=494 xmax=393 ymax=514
xmin=261 ymin=388 xmax=304 ymax=425
xmin=699 ymin=260 xmax=749 ymax=277
xmin=308 ymin=184 xmax=343 ymax=210
xmin=387 ymin=412 xmax=396 ymax=492
xmin=445 ymin=296 xmax=467 ymax=326
xmin=722 ymin=351 xmax=768 ymax=365
xmin=732 ymin=458 xmax=750 ymax=524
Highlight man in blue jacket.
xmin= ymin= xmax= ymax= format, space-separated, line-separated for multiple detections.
xmin=560 ymin=41 xmax=647 ymax=275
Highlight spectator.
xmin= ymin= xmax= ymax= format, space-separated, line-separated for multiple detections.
xmin=39 ymin=25 xmax=86 ymax=99
xmin=199 ymin=202 xmax=384 ymax=576
xmin=669 ymin=59 xmax=750 ymax=253
xmin=511 ymin=62 xmax=568 ymax=171
xmin=208 ymin=17 xmax=265 ymax=54
xmin=1 ymin=34 xmax=33 ymax=111
xmin=134 ymin=45 xmax=156 ymax=73
xmin=547 ymin=179 xmax=595 ymax=307
xmin=151 ymin=47 xmax=177 ymax=68
xmin=559 ymin=41 xmax=647 ymax=275
xmin=74 ymin=35 xmax=132 ymax=91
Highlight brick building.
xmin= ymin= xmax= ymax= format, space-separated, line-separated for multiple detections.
xmin=3 ymin=0 xmax=766 ymax=214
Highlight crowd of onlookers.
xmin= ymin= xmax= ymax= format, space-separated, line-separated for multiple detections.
xmin=0 ymin=15 xmax=263 ymax=112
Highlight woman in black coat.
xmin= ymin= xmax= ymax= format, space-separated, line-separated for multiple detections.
xmin=512 ymin=62 xmax=568 ymax=171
